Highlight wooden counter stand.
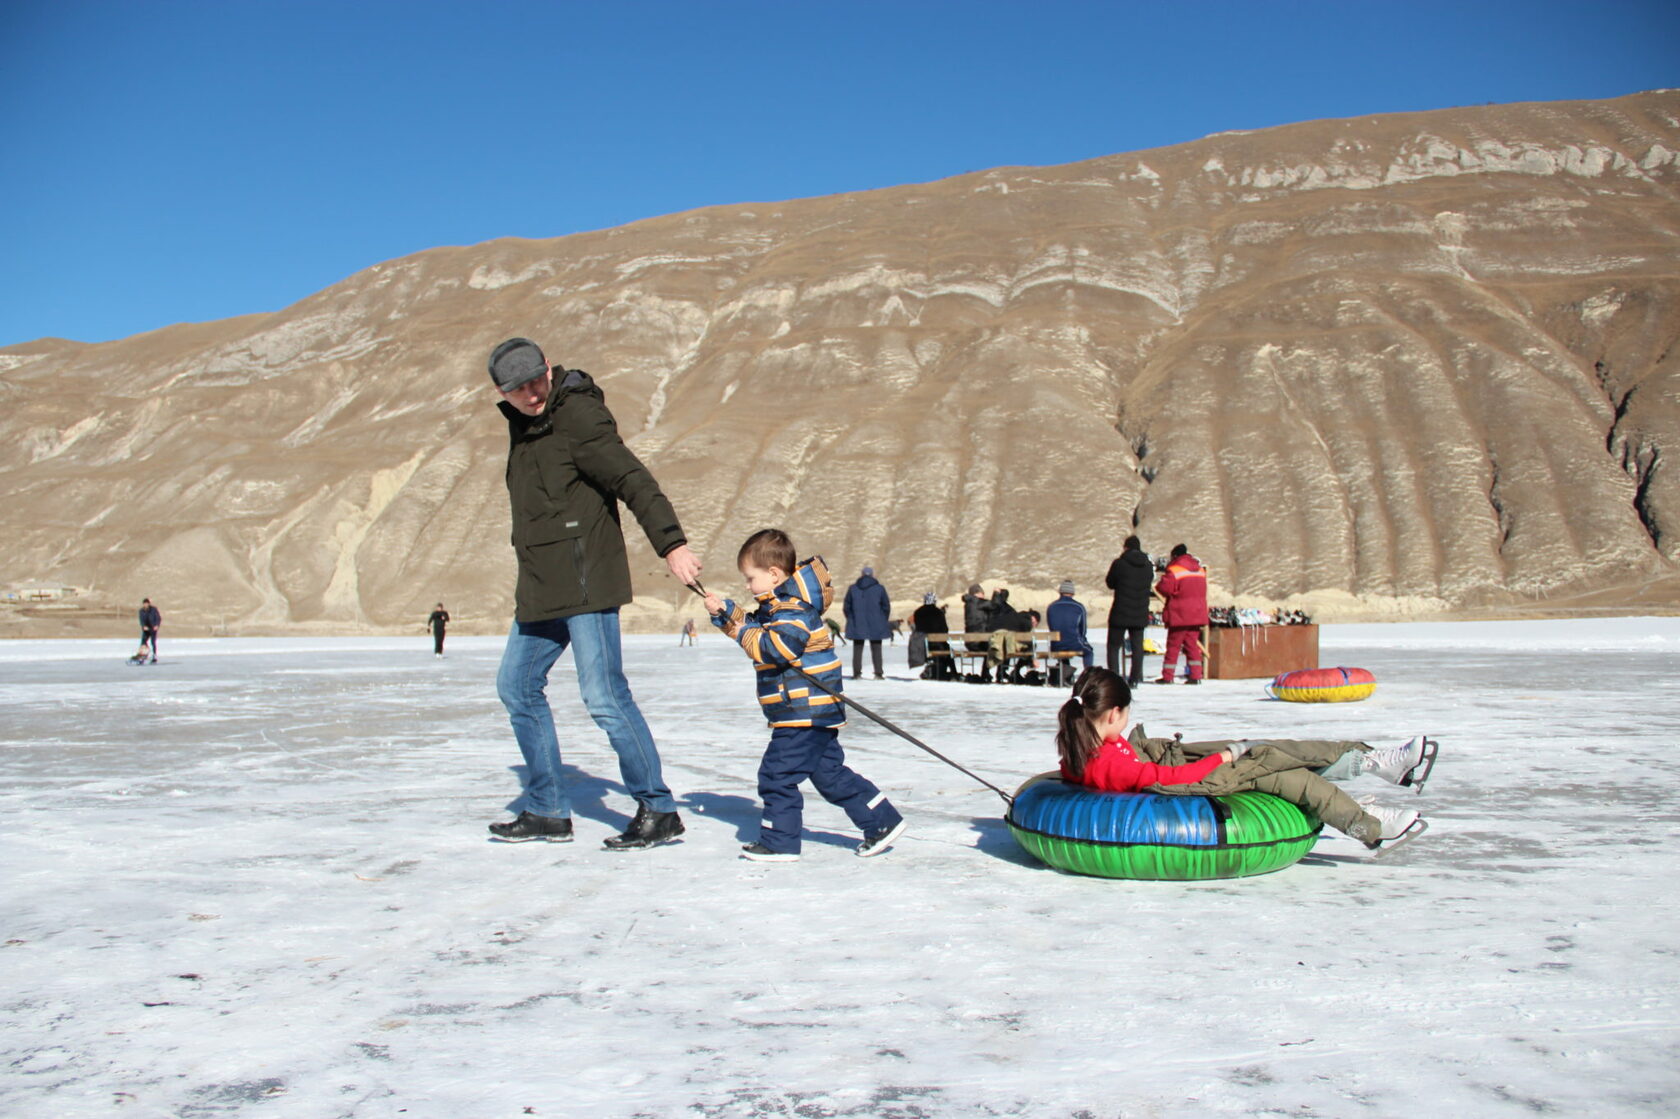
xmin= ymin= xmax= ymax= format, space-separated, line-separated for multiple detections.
xmin=1204 ymin=624 xmax=1319 ymax=680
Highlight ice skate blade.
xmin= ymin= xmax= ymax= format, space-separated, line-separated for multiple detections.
xmin=1401 ymin=736 xmax=1440 ymax=794
xmin=1301 ymin=817 xmax=1429 ymax=863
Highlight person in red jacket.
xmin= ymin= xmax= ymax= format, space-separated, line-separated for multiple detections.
xmin=1055 ymin=668 xmax=1431 ymax=849
xmin=1154 ymin=543 xmax=1208 ymax=684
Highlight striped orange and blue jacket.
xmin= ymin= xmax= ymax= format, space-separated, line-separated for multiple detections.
xmin=711 ymin=556 xmax=847 ymax=729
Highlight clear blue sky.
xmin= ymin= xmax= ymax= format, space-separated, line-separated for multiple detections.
xmin=2 ymin=0 xmax=1675 ymax=346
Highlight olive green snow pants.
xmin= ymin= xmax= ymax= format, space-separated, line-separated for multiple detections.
xmin=1139 ymin=735 xmax=1379 ymax=842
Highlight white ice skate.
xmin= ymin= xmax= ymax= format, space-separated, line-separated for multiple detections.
xmin=1355 ymin=797 xmax=1428 ymax=851
xmin=1362 ymin=736 xmax=1439 ymax=792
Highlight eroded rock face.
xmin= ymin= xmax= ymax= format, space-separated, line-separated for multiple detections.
xmin=3 ymin=92 xmax=1677 ymax=633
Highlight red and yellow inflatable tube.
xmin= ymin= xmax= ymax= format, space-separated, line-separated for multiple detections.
xmin=1266 ymin=666 xmax=1376 ymax=703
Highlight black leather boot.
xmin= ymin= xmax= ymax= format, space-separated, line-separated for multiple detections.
xmin=603 ymin=804 xmax=686 ymax=850
xmin=487 ymin=811 xmax=574 ymax=843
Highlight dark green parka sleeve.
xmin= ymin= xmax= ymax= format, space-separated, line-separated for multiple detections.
xmin=553 ymin=386 xmax=686 ymax=559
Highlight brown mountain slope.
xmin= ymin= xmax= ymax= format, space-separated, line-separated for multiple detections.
xmin=3 ymin=92 xmax=1678 ymax=635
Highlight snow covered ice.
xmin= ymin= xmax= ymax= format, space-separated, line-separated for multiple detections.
xmin=3 ymin=618 xmax=1678 ymax=1117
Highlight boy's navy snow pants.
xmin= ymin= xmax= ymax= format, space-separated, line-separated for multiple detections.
xmin=757 ymin=726 xmax=899 ymax=854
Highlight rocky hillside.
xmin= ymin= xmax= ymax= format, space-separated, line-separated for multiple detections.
xmin=3 ymin=91 xmax=1677 ymax=635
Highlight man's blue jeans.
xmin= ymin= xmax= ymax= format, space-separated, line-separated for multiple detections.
xmin=496 ymin=608 xmax=675 ymax=819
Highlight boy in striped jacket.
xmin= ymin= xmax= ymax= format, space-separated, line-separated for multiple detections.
xmin=704 ymin=529 xmax=908 ymax=862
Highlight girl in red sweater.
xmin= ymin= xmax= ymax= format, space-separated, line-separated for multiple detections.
xmin=1055 ymin=668 xmax=1430 ymax=849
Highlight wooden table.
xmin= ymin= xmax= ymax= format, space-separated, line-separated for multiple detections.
xmin=1205 ymin=624 xmax=1318 ymax=680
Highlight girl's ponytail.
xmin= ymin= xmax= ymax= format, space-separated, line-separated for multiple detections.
xmin=1055 ymin=693 xmax=1098 ymax=779
xmin=1055 ymin=667 xmax=1133 ymax=780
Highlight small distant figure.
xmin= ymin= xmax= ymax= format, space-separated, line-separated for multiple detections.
xmin=427 ymin=603 xmax=450 ymax=658
xmin=1045 ymin=580 xmax=1094 ymax=687
xmin=842 ymin=565 xmax=891 ymax=680
xmin=134 ymin=598 xmax=161 ymax=663
xmin=1105 ymin=534 xmax=1154 ymax=686
xmin=961 ymin=583 xmax=989 ymax=631
xmin=1155 ymin=544 xmax=1209 ymax=684
xmin=911 ymin=592 xmax=956 ymax=681
xmin=985 ymin=594 xmax=1036 ymax=684
xmin=679 ymin=618 xmax=698 ymax=646
xmin=703 ymin=529 xmax=907 ymax=862
xmin=887 ymin=617 xmax=903 ymax=644
xmin=961 ymin=582 xmax=996 ymax=664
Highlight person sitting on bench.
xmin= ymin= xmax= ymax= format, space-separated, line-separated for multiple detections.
xmin=1045 ymin=581 xmax=1093 ymax=687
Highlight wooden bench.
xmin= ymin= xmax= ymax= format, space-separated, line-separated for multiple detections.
xmin=925 ymin=631 xmax=1085 ymax=685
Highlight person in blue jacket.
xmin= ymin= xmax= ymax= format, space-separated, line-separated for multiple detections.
xmin=842 ymin=565 xmax=892 ymax=680
xmin=1045 ymin=581 xmax=1094 ymax=687
xmin=704 ymin=529 xmax=908 ymax=862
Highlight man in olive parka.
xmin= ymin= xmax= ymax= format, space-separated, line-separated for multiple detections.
xmin=485 ymin=337 xmax=703 ymax=850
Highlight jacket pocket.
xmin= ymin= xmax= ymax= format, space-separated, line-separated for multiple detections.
xmin=515 ymin=518 xmax=588 ymax=612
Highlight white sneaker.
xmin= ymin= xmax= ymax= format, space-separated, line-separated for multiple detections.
xmin=856 ymin=818 xmax=908 ymax=858
xmin=1362 ymin=737 xmax=1425 ymax=785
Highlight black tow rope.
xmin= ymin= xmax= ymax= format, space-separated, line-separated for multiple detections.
xmin=687 ymin=580 xmax=1014 ymax=806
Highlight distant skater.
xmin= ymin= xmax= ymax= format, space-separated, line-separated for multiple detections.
xmin=704 ymin=529 xmax=907 ymax=862
xmin=680 ymin=618 xmax=698 ymax=646
xmin=483 ymin=337 xmax=701 ymax=849
xmin=135 ymin=598 xmax=161 ymax=663
xmin=427 ymin=603 xmax=450 ymax=658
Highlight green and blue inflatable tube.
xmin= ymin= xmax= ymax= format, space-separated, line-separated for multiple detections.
xmin=1007 ymin=773 xmax=1323 ymax=880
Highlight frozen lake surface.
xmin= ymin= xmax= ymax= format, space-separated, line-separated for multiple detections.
xmin=3 ymin=619 xmax=1678 ymax=1117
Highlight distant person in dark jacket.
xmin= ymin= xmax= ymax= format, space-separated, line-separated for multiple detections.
xmin=427 ymin=603 xmax=450 ymax=658
xmin=1155 ymin=544 xmax=1209 ymax=684
xmin=843 ymin=566 xmax=891 ymax=679
xmin=911 ymin=593 xmax=955 ymax=680
xmin=1105 ymin=535 xmax=1155 ymax=685
xmin=1045 ymin=581 xmax=1093 ymax=686
xmin=961 ymin=583 xmax=995 ymax=654
xmin=484 ymin=337 xmax=701 ymax=850
xmin=984 ymin=591 xmax=1035 ymax=683
xmin=137 ymin=598 xmax=161 ymax=663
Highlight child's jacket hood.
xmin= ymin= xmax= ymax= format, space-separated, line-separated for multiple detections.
xmin=772 ymin=556 xmax=834 ymax=614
